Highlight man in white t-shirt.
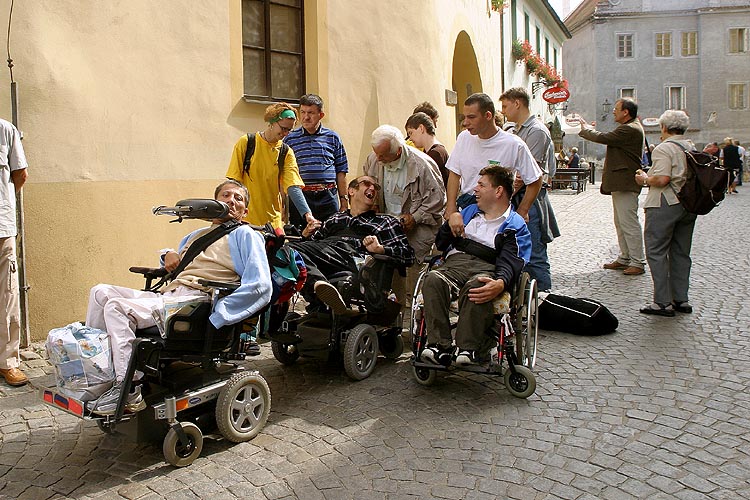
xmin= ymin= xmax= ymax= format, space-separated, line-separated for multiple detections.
xmin=445 ymin=93 xmax=542 ymax=236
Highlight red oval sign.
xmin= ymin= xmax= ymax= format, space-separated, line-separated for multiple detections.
xmin=543 ymin=86 xmax=570 ymax=104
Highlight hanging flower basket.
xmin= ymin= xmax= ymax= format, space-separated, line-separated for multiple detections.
xmin=491 ymin=0 xmax=507 ymax=12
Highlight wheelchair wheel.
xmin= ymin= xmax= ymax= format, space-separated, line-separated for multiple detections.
xmin=412 ymin=365 xmax=436 ymax=386
xmin=215 ymin=371 xmax=271 ymax=443
xmin=515 ymin=275 xmax=539 ymax=369
xmin=504 ymin=365 xmax=536 ymax=399
xmin=379 ymin=332 xmax=404 ymax=360
xmin=271 ymin=341 xmax=300 ymax=365
xmin=163 ymin=422 xmax=203 ymax=467
xmin=343 ymin=324 xmax=379 ymax=381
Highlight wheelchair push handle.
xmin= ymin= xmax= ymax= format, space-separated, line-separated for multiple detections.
xmin=152 ymin=199 xmax=229 ymax=223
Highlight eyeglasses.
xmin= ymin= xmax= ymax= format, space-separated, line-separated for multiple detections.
xmin=356 ymin=179 xmax=381 ymax=191
xmin=277 ymin=123 xmax=293 ymax=133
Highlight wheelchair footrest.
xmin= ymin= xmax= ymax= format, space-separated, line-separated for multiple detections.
xmin=268 ymin=332 xmax=302 ymax=345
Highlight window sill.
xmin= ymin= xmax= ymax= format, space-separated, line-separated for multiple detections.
xmin=243 ymin=95 xmax=300 ymax=106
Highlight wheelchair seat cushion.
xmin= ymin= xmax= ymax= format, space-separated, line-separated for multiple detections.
xmin=493 ymin=292 xmax=512 ymax=315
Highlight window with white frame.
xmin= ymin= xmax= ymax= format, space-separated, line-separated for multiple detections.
xmin=241 ymin=0 xmax=305 ymax=102
xmin=655 ymin=32 xmax=672 ymax=57
xmin=619 ymin=87 xmax=636 ymax=100
xmin=729 ymin=83 xmax=748 ymax=109
xmin=729 ymin=28 xmax=748 ymax=54
xmin=681 ymin=31 xmax=698 ymax=56
xmin=665 ymin=86 xmax=686 ymax=110
xmin=617 ymin=34 xmax=634 ymax=58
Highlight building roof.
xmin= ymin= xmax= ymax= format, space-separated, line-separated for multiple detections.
xmin=541 ymin=0 xmax=573 ymax=39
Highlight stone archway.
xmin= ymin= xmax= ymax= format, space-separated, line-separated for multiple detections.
xmin=451 ymin=31 xmax=483 ymax=136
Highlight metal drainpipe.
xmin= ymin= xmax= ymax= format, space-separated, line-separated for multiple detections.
xmin=10 ymin=81 xmax=30 ymax=348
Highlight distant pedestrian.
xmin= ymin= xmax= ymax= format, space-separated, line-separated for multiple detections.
xmin=720 ymin=137 xmax=741 ymax=194
xmin=0 ymin=118 xmax=29 ymax=387
xmin=703 ymin=142 xmax=719 ymax=156
xmin=566 ymin=147 xmax=580 ymax=168
xmin=734 ymin=139 xmax=745 ymax=187
xmin=579 ymin=98 xmax=646 ymax=276
xmin=634 ymin=110 xmax=696 ymax=317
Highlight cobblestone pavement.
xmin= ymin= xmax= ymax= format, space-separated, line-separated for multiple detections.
xmin=2 ymin=187 xmax=749 ymax=500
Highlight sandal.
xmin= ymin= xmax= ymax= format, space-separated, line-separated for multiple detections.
xmin=672 ymin=301 xmax=693 ymax=314
xmin=639 ymin=303 xmax=675 ymax=317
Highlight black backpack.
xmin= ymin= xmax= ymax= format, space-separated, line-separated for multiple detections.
xmin=668 ymin=141 xmax=733 ymax=215
xmin=243 ymin=133 xmax=290 ymax=176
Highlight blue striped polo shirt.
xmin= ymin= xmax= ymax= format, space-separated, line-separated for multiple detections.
xmin=284 ymin=125 xmax=349 ymax=184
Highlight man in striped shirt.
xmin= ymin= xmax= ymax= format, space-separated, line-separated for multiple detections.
xmin=284 ymin=94 xmax=349 ymax=228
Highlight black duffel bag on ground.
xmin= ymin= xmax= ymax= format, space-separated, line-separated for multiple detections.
xmin=539 ymin=294 xmax=618 ymax=335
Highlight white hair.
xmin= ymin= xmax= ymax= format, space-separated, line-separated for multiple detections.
xmin=371 ymin=125 xmax=405 ymax=154
xmin=658 ymin=110 xmax=689 ymax=134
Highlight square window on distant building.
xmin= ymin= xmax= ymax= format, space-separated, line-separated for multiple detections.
xmin=619 ymin=87 xmax=636 ymax=100
xmin=665 ymin=86 xmax=686 ymax=110
xmin=617 ymin=34 xmax=634 ymax=59
xmin=729 ymin=28 xmax=748 ymax=54
xmin=729 ymin=83 xmax=748 ymax=109
xmin=655 ymin=33 xmax=672 ymax=57
xmin=242 ymin=0 xmax=305 ymax=102
xmin=682 ymin=32 xmax=698 ymax=56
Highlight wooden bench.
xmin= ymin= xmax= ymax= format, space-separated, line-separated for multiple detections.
xmin=550 ymin=168 xmax=590 ymax=194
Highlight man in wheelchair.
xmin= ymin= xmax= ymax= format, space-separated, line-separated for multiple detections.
xmin=421 ymin=165 xmax=531 ymax=366
xmin=289 ymin=175 xmax=415 ymax=313
xmin=84 ymin=180 xmax=272 ymax=414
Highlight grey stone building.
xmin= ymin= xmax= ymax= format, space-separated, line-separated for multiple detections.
xmin=562 ymin=0 xmax=750 ymax=157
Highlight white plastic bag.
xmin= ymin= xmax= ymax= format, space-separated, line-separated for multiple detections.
xmin=46 ymin=322 xmax=115 ymax=401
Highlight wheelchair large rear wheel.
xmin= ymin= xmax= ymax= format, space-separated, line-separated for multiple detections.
xmin=216 ymin=371 xmax=271 ymax=443
xmin=515 ymin=274 xmax=538 ymax=369
xmin=163 ymin=422 xmax=203 ymax=467
xmin=504 ymin=365 xmax=536 ymax=399
xmin=343 ymin=324 xmax=379 ymax=381
xmin=271 ymin=341 xmax=300 ymax=365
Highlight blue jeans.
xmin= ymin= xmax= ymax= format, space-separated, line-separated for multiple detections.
xmin=524 ymin=203 xmax=552 ymax=291
xmin=290 ymin=188 xmax=339 ymax=228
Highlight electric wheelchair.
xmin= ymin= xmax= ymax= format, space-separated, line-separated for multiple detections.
xmin=267 ymin=253 xmax=407 ymax=381
xmin=41 ymin=199 xmax=279 ymax=467
xmin=409 ymin=255 xmax=539 ymax=398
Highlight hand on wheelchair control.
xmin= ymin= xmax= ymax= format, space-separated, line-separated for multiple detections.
xmin=164 ymin=251 xmax=181 ymax=272
xmin=448 ymin=212 xmax=465 ymax=237
xmin=363 ymin=235 xmax=385 ymax=254
xmin=468 ymin=276 xmax=505 ymax=304
xmin=302 ymin=218 xmax=322 ymax=238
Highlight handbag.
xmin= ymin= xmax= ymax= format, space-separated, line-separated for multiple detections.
xmin=539 ymin=294 xmax=618 ymax=335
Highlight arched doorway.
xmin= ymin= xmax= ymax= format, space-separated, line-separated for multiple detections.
xmin=452 ymin=31 xmax=483 ymax=135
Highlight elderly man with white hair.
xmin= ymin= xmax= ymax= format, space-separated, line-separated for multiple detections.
xmin=634 ymin=110 xmax=697 ymax=317
xmin=364 ymin=125 xmax=446 ymax=306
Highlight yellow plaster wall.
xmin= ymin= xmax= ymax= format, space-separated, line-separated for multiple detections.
xmin=0 ymin=0 xmax=504 ymax=340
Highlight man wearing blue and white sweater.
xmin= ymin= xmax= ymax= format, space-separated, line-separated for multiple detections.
xmin=85 ymin=180 xmax=271 ymax=414
xmin=421 ymin=165 xmax=531 ymax=366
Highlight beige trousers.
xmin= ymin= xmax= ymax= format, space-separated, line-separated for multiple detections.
xmin=611 ymin=191 xmax=645 ymax=268
xmin=0 ymin=237 xmax=21 ymax=370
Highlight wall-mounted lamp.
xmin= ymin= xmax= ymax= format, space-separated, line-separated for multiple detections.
xmin=601 ymin=98 xmax=612 ymax=121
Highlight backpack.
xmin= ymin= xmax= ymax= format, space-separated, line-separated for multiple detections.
xmin=269 ymin=246 xmax=307 ymax=304
xmin=668 ymin=141 xmax=733 ymax=215
xmin=243 ymin=133 xmax=290 ymax=177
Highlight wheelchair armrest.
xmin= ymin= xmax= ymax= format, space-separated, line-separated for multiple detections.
xmin=197 ymin=279 xmax=240 ymax=292
xmin=129 ymin=266 xmax=169 ymax=279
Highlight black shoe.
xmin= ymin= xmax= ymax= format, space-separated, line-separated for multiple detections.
xmin=639 ymin=303 xmax=675 ymax=317
xmin=245 ymin=340 xmax=261 ymax=356
xmin=671 ymin=301 xmax=693 ymax=314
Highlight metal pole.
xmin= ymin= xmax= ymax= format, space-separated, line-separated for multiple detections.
xmin=10 ymin=81 xmax=30 ymax=348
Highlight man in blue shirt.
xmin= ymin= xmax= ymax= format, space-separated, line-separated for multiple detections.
xmin=284 ymin=94 xmax=349 ymax=228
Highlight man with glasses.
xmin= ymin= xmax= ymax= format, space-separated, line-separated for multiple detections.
xmin=289 ymin=176 xmax=415 ymax=313
xmin=284 ymin=94 xmax=349 ymax=228
xmin=579 ymin=98 xmax=646 ymax=276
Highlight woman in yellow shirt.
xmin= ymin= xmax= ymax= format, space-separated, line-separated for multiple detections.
xmin=226 ymin=103 xmax=316 ymax=229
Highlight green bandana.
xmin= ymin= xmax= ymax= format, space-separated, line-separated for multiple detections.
xmin=269 ymin=109 xmax=296 ymax=123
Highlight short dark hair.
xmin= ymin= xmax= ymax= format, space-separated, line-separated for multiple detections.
xmin=465 ymin=93 xmax=495 ymax=117
xmin=299 ymin=94 xmax=324 ymax=111
xmin=405 ymin=112 xmax=436 ymax=136
xmin=216 ymin=179 xmax=249 ymax=204
xmin=479 ymin=165 xmax=514 ymax=198
xmin=618 ymin=98 xmax=638 ymax=119
xmin=499 ymin=87 xmax=530 ymax=109
xmin=412 ymin=101 xmax=438 ymax=123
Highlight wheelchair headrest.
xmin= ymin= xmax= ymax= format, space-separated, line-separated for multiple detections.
xmin=152 ymin=199 xmax=229 ymax=222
